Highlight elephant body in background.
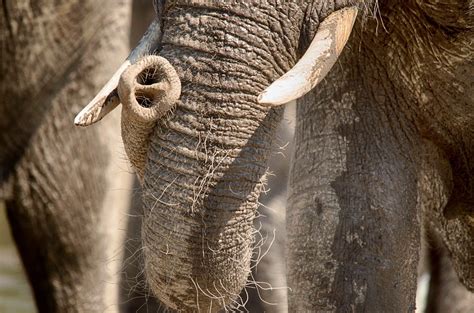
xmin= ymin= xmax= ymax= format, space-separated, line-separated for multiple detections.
xmin=0 ymin=1 xmax=135 ymax=312
xmin=287 ymin=0 xmax=474 ymax=312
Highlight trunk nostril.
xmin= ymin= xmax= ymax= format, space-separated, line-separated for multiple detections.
xmin=118 ymin=55 xmax=181 ymax=122
xmin=136 ymin=89 xmax=157 ymax=108
xmin=135 ymin=66 xmax=169 ymax=108
xmin=136 ymin=94 xmax=153 ymax=108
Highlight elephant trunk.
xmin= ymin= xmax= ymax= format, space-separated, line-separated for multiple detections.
xmin=135 ymin=3 xmax=301 ymax=311
xmin=140 ymin=52 xmax=280 ymax=311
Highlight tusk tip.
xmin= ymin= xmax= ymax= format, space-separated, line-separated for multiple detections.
xmin=74 ymin=107 xmax=97 ymax=127
xmin=256 ymin=92 xmax=271 ymax=105
xmin=74 ymin=113 xmax=91 ymax=127
xmin=257 ymin=82 xmax=298 ymax=106
xmin=74 ymin=116 xmax=85 ymax=126
xmin=257 ymin=93 xmax=284 ymax=106
xmin=73 ymin=92 xmax=120 ymax=127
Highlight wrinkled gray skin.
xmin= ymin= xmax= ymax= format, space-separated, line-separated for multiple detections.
xmin=2 ymin=0 xmax=473 ymax=312
xmin=0 ymin=1 xmax=135 ymax=312
xmin=109 ymin=0 xmax=474 ymax=311
xmin=120 ymin=3 xmax=291 ymax=312
xmin=123 ymin=0 xmax=314 ymax=311
xmin=288 ymin=0 xmax=474 ymax=312
xmin=119 ymin=2 xmax=288 ymax=312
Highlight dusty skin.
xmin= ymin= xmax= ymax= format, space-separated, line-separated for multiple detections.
xmin=2 ymin=0 xmax=473 ymax=312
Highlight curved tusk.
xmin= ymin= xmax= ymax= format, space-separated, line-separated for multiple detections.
xmin=74 ymin=19 xmax=162 ymax=126
xmin=258 ymin=6 xmax=358 ymax=106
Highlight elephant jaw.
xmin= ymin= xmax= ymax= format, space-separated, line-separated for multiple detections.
xmin=73 ymin=7 xmax=358 ymax=127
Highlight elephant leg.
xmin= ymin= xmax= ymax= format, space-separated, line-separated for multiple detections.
xmin=2 ymin=1 xmax=133 ymax=310
xmin=5 ymin=107 xmax=134 ymax=313
xmin=288 ymin=74 xmax=422 ymax=311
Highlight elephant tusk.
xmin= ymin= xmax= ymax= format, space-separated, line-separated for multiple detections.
xmin=257 ymin=6 xmax=358 ymax=106
xmin=74 ymin=19 xmax=162 ymax=126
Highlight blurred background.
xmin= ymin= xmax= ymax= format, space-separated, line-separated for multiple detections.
xmin=0 ymin=202 xmax=35 ymax=313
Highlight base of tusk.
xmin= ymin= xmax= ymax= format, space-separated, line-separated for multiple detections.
xmin=257 ymin=6 xmax=358 ymax=106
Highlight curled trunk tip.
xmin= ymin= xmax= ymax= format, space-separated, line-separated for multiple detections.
xmin=118 ymin=55 xmax=181 ymax=122
xmin=119 ymin=55 xmax=181 ymax=179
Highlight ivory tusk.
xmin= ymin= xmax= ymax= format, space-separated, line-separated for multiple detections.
xmin=258 ymin=7 xmax=358 ymax=106
xmin=74 ymin=19 xmax=162 ymax=126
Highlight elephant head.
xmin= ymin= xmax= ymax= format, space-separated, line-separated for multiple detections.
xmin=75 ymin=0 xmax=359 ymax=311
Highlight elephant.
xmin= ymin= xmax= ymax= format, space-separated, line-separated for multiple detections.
xmin=75 ymin=0 xmax=311 ymax=311
xmin=74 ymin=0 xmax=473 ymax=312
xmin=3 ymin=0 xmax=470 ymax=312
xmin=1 ymin=0 xmax=289 ymax=312
xmin=0 ymin=1 xmax=136 ymax=312
xmin=119 ymin=1 xmax=290 ymax=312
